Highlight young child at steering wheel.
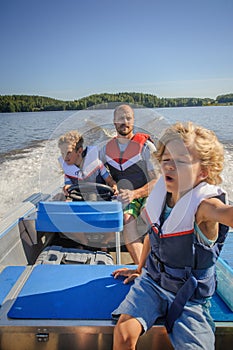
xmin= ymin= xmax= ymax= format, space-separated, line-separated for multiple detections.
xmin=58 ymin=130 xmax=118 ymax=199
xmin=57 ymin=130 xmax=118 ymax=249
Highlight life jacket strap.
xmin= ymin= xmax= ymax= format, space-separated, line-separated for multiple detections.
xmin=165 ymin=274 xmax=198 ymax=333
xmin=150 ymin=252 xmax=215 ymax=332
xmin=151 ymin=252 xmax=215 ymax=280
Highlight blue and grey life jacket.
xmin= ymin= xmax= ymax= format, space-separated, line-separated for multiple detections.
xmin=144 ymin=176 xmax=229 ymax=332
xmin=105 ymin=133 xmax=151 ymax=190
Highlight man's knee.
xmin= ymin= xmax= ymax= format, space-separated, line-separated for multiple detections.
xmin=123 ymin=215 xmax=143 ymax=244
xmin=123 ymin=212 xmax=136 ymax=225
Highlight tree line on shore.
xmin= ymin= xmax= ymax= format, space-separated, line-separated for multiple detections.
xmin=0 ymin=92 xmax=233 ymax=113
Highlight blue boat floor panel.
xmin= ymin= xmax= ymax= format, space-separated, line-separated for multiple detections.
xmin=0 ymin=266 xmax=25 ymax=307
xmin=7 ymin=265 xmax=233 ymax=322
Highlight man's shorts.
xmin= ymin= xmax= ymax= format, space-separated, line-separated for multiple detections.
xmin=123 ymin=198 xmax=147 ymax=218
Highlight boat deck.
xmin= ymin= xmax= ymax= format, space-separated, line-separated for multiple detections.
xmin=0 ymin=233 xmax=233 ymax=349
xmin=0 ymin=195 xmax=232 ymax=349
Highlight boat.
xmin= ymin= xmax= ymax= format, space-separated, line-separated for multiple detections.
xmin=0 ymin=182 xmax=233 ymax=350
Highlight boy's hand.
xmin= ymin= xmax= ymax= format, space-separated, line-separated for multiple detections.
xmin=63 ymin=184 xmax=71 ymax=197
xmin=112 ymin=267 xmax=141 ymax=284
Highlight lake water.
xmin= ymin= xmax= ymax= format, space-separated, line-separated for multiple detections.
xmin=0 ymin=105 xmax=233 ymax=218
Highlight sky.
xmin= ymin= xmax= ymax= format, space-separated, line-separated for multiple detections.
xmin=1 ymin=0 xmax=233 ymax=101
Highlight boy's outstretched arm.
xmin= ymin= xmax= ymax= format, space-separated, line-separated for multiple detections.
xmin=197 ymin=198 xmax=233 ymax=233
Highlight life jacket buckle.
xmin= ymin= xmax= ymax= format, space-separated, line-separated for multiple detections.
xmin=150 ymin=223 xmax=161 ymax=235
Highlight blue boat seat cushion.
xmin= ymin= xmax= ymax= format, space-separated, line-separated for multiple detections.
xmin=36 ymin=201 xmax=123 ymax=233
xmin=8 ymin=265 xmax=131 ymax=320
xmin=7 ymin=264 xmax=233 ymax=322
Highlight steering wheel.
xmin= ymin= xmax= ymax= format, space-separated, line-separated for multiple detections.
xmin=67 ymin=182 xmax=115 ymax=201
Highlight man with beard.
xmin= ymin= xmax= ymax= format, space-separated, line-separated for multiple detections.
xmin=99 ymin=105 xmax=158 ymax=264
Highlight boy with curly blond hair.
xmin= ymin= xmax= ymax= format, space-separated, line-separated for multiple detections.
xmin=112 ymin=122 xmax=233 ymax=350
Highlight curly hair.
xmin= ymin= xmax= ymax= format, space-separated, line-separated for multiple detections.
xmin=58 ymin=130 xmax=84 ymax=151
xmin=156 ymin=122 xmax=224 ymax=185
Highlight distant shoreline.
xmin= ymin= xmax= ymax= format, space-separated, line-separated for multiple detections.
xmin=0 ymin=92 xmax=232 ymax=113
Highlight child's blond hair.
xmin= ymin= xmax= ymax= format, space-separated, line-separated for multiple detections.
xmin=58 ymin=130 xmax=84 ymax=151
xmin=156 ymin=122 xmax=224 ymax=185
